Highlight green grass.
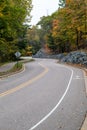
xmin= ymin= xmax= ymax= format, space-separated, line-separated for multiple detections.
xmin=0 ymin=59 xmax=35 ymax=77
xmin=11 ymin=62 xmax=23 ymax=72
xmin=0 ymin=62 xmax=23 ymax=76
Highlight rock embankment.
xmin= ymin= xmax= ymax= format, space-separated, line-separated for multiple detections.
xmin=33 ymin=50 xmax=87 ymax=66
xmin=61 ymin=51 xmax=87 ymax=66
xmin=33 ymin=50 xmax=64 ymax=59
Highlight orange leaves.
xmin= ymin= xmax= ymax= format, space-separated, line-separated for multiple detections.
xmin=66 ymin=0 xmax=72 ymax=4
xmin=52 ymin=20 xmax=60 ymax=38
xmin=0 ymin=12 xmax=3 ymax=17
xmin=53 ymin=20 xmax=59 ymax=27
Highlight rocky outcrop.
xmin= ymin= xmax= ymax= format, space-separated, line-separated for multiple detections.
xmin=32 ymin=50 xmax=48 ymax=58
xmin=33 ymin=49 xmax=87 ymax=66
xmin=61 ymin=51 xmax=87 ymax=66
xmin=33 ymin=49 xmax=65 ymax=59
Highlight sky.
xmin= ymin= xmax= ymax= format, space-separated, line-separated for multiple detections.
xmin=30 ymin=0 xmax=59 ymax=25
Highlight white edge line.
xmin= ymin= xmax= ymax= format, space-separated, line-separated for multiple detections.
xmin=29 ymin=66 xmax=74 ymax=130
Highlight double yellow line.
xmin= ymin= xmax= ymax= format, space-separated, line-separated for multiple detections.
xmin=0 ymin=63 xmax=49 ymax=98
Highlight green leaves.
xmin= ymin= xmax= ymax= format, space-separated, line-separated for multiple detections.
xmin=0 ymin=0 xmax=32 ymax=62
xmin=37 ymin=0 xmax=86 ymax=54
xmin=35 ymin=0 xmax=86 ymax=53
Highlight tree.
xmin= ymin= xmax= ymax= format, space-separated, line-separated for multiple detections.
xmin=0 ymin=0 xmax=32 ymax=62
xmin=26 ymin=26 xmax=41 ymax=54
xmin=37 ymin=15 xmax=53 ymax=46
xmin=64 ymin=0 xmax=87 ymax=49
xmin=48 ymin=0 xmax=87 ymax=52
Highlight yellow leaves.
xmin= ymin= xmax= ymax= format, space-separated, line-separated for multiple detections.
xmin=26 ymin=51 xmax=32 ymax=56
xmin=52 ymin=19 xmax=59 ymax=31
xmin=25 ymin=46 xmax=32 ymax=56
xmin=26 ymin=46 xmax=32 ymax=50
xmin=52 ymin=32 xmax=58 ymax=38
xmin=53 ymin=20 xmax=59 ymax=27
xmin=77 ymin=27 xmax=81 ymax=31
xmin=52 ymin=20 xmax=59 ymax=38
xmin=0 ymin=12 xmax=3 ymax=17
xmin=66 ymin=0 xmax=73 ymax=4
xmin=44 ymin=0 xmax=86 ymax=53
xmin=0 ymin=2 xmax=5 ymax=17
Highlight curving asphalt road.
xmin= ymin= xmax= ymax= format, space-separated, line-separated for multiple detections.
xmin=0 ymin=59 xmax=87 ymax=130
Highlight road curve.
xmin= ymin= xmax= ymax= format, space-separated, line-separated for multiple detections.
xmin=0 ymin=59 xmax=87 ymax=130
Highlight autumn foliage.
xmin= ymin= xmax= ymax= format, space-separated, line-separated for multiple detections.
xmin=38 ymin=0 xmax=87 ymax=53
xmin=0 ymin=0 xmax=32 ymax=62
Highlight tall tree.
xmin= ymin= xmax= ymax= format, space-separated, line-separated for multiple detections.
xmin=37 ymin=16 xmax=53 ymax=46
xmin=0 ymin=0 xmax=32 ymax=62
xmin=26 ymin=26 xmax=41 ymax=54
xmin=47 ymin=0 xmax=87 ymax=52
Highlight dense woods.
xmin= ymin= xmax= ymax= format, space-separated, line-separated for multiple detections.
xmin=0 ymin=0 xmax=87 ymax=62
xmin=38 ymin=0 xmax=87 ymax=53
xmin=0 ymin=0 xmax=32 ymax=62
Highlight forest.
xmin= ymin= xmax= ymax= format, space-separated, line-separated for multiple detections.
xmin=0 ymin=0 xmax=32 ymax=62
xmin=0 ymin=0 xmax=87 ymax=62
xmin=37 ymin=0 xmax=87 ymax=54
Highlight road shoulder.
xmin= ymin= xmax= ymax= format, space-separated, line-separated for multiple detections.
xmin=81 ymin=114 xmax=87 ymax=130
xmin=63 ymin=63 xmax=87 ymax=130
xmin=81 ymin=69 xmax=87 ymax=130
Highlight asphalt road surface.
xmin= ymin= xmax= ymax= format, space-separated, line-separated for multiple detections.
xmin=0 ymin=59 xmax=87 ymax=130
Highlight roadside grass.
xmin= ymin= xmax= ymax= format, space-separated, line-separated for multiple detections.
xmin=11 ymin=62 xmax=23 ymax=72
xmin=0 ymin=58 xmax=35 ymax=77
xmin=0 ymin=62 xmax=23 ymax=76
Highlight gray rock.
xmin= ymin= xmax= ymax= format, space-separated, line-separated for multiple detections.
xmin=33 ymin=50 xmax=65 ymax=59
xmin=60 ymin=51 xmax=87 ymax=65
xmin=33 ymin=50 xmax=87 ymax=66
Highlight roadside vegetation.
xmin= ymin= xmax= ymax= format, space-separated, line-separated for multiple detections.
xmin=37 ymin=0 xmax=86 ymax=54
xmin=0 ymin=58 xmax=34 ymax=77
xmin=25 ymin=0 xmax=86 ymax=55
xmin=0 ymin=0 xmax=86 ymax=64
xmin=0 ymin=62 xmax=23 ymax=76
xmin=0 ymin=0 xmax=32 ymax=63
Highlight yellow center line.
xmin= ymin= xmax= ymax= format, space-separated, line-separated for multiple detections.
xmin=0 ymin=63 xmax=49 ymax=98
